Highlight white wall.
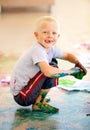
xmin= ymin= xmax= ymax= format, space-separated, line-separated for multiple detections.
xmin=54 ymin=0 xmax=90 ymax=50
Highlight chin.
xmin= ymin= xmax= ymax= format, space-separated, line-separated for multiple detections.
xmin=46 ymin=45 xmax=52 ymax=49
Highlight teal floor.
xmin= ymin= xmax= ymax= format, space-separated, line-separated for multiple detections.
xmin=0 ymin=86 xmax=90 ymax=130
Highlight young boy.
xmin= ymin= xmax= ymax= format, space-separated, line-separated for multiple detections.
xmin=10 ymin=16 xmax=87 ymax=113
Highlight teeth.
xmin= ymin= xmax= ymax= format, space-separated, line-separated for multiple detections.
xmin=45 ymin=40 xmax=52 ymax=43
xmin=48 ymin=40 xmax=50 ymax=42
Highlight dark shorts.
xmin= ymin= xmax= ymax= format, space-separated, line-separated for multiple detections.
xmin=14 ymin=58 xmax=59 ymax=106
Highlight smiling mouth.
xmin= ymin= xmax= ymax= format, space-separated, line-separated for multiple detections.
xmin=45 ymin=39 xmax=53 ymax=43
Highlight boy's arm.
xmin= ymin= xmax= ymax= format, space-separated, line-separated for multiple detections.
xmin=38 ymin=61 xmax=69 ymax=77
xmin=38 ymin=52 xmax=87 ymax=78
xmin=61 ymin=52 xmax=79 ymax=63
xmin=62 ymin=52 xmax=87 ymax=75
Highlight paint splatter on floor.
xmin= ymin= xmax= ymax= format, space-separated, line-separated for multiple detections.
xmin=0 ymin=86 xmax=90 ymax=130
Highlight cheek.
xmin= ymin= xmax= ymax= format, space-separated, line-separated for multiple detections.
xmin=55 ymin=36 xmax=59 ymax=40
xmin=39 ymin=36 xmax=45 ymax=41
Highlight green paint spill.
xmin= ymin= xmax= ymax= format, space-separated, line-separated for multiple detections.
xmin=36 ymin=102 xmax=59 ymax=113
xmin=59 ymin=78 xmax=76 ymax=86
xmin=71 ymin=72 xmax=85 ymax=79
xmin=12 ymin=108 xmax=53 ymax=129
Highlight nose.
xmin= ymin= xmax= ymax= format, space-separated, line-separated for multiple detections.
xmin=47 ymin=32 xmax=53 ymax=37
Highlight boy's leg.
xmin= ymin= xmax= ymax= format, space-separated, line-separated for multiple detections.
xmin=32 ymin=88 xmax=59 ymax=113
xmin=14 ymin=58 xmax=59 ymax=113
xmin=32 ymin=58 xmax=59 ymax=113
xmin=14 ymin=71 xmax=46 ymax=106
xmin=32 ymin=89 xmax=50 ymax=110
xmin=14 ymin=72 xmax=52 ymax=107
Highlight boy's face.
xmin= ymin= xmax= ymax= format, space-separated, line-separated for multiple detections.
xmin=34 ymin=21 xmax=60 ymax=49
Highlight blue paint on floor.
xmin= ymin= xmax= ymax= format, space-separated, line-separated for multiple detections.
xmin=0 ymin=87 xmax=90 ymax=130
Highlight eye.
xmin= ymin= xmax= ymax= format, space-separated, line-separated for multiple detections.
xmin=43 ymin=31 xmax=47 ymax=34
xmin=53 ymin=32 xmax=57 ymax=35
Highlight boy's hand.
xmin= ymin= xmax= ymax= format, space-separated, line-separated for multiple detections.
xmin=75 ymin=62 xmax=87 ymax=75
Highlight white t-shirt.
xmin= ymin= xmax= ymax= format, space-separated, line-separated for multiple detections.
xmin=10 ymin=42 xmax=64 ymax=95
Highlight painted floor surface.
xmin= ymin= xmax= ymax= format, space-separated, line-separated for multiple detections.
xmin=0 ymin=86 xmax=90 ymax=130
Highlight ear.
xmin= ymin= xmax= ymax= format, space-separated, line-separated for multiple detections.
xmin=58 ymin=34 xmax=60 ymax=38
xmin=34 ymin=32 xmax=38 ymax=38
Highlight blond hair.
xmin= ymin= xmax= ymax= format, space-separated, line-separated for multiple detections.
xmin=35 ymin=16 xmax=60 ymax=32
